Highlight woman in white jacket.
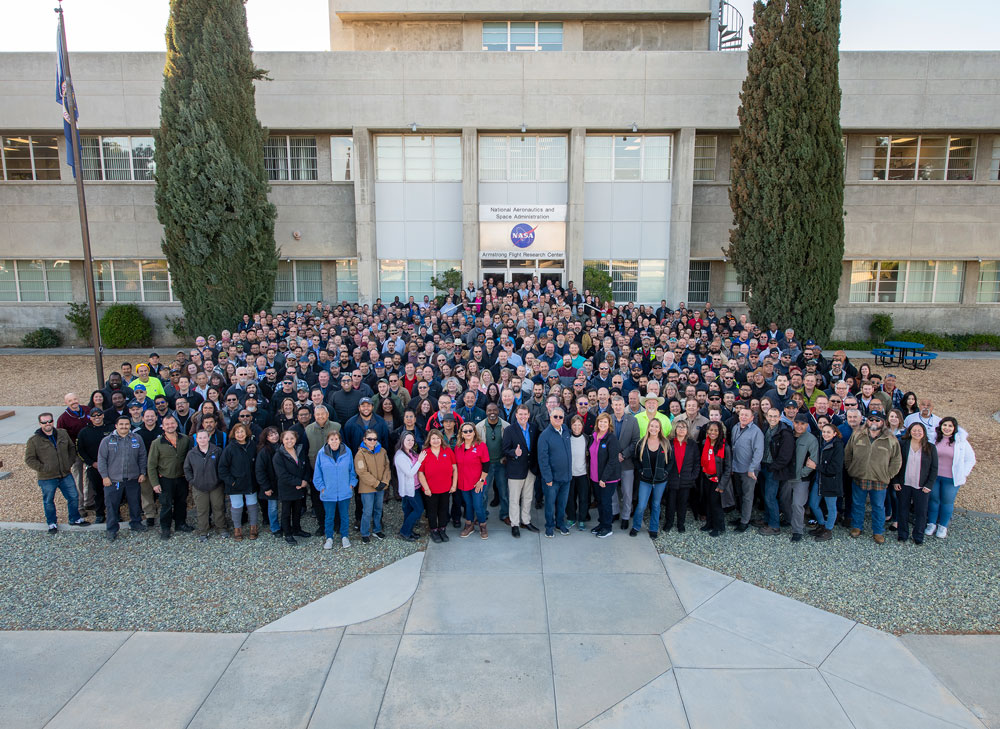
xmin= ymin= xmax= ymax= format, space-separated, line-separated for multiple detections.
xmin=394 ymin=432 xmax=426 ymax=542
xmin=925 ymin=417 xmax=976 ymax=539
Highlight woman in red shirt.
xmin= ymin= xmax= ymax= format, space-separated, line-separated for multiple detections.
xmin=454 ymin=423 xmax=491 ymax=539
xmin=418 ymin=429 xmax=457 ymax=543
xmin=699 ymin=421 xmax=732 ymax=538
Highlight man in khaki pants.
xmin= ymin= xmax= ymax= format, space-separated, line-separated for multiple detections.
xmin=501 ymin=405 xmax=539 ymax=537
xmin=183 ymin=430 xmax=227 ymax=542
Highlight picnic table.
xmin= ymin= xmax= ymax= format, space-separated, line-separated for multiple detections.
xmin=871 ymin=341 xmax=937 ymax=369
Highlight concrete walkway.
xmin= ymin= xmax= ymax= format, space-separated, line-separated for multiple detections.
xmin=0 ymin=533 xmax=994 ymax=729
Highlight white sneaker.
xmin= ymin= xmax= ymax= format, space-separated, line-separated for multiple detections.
xmin=323 ymin=538 xmax=333 ymax=550
xmin=342 ymin=537 xmax=351 ymax=549
xmin=924 ymin=524 xmax=937 ymax=537
xmin=936 ymin=526 xmax=947 ymax=539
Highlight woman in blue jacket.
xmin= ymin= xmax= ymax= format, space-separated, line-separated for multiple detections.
xmin=313 ymin=430 xmax=358 ymax=550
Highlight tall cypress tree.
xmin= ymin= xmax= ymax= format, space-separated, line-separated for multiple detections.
xmin=728 ymin=0 xmax=844 ymax=342
xmin=155 ymin=0 xmax=278 ymax=336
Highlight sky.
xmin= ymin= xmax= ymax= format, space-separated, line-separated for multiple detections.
xmin=1 ymin=0 xmax=997 ymax=52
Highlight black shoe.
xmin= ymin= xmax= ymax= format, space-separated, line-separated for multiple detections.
xmin=430 ymin=530 xmax=443 ymax=543
xmin=411 ymin=531 xmax=422 ymax=539
xmin=131 ymin=523 xmax=148 ymax=533
xmin=362 ymin=536 xmax=371 ymax=544
xmin=177 ymin=524 xmax=194 ymax=532
xmin=522 ymin=523 xmax=539 ymax=533
xmin=95 ymin=516 xmax=106 ymax=524
xmin=735 ymin=523 xmax=749 ymax=533
xmin=611 ymin=514 xmax=619 ymax=523
xmin=729 ymin=518 xmax=742 ymax=526
xmin=145 ymin=518 xmax=155 ymax=527
xmin=285 ymin=536 xmax=297 ymax=545
xmin=399 ymin=533 xmax=417 ymax=542
xmin=700 ymin=524 xmax=712 ymax=532
xmin=273 ymin=530 xmax=284 ymax=538
xmin=293 ymin=530 xmax=311 ymax=538
xmin=106 ymin=530 xmax=117 ymax=541
xmin=809 ymin=525 xmax=825 ymax=536
xmin=887 ymin=523 xmax=898 ymax=532
xmin=649 ymin=532 xmax=658 ymax=540
xmin=620 ymin=519 xmax=630 ymax=530
xmin=591 ymin=526 xmax=600 ymax=534
xmin=791 ymin=533 xmax=803 ymax=542
xmin=160 ymin=531 xmax=171 ymax=540
xmin=439 ymin=530 xmax=450 ymax=542
xmin=913 ymin=538 xmax=923 ymax=545
xmin=490 ymin=496 xmax=500 ymax=507
xmin=597 ymin=528 xmax=612 ymax=538
xmin=314 ymin=526 xmax=325 ymax=536
xmin=709 ymin=529 xmax=722 ymax=537
xmin=677 ymin=525 xmax=686 ymax=533
xmin=511 ymin=526 xmax=521 ymax=538
xmin=452 ymin=519 xmax=461 ymax=529
xmin=629 ymin=528 xmax=638 ymax=537
xmin=374 ymin=532 xmax=386 ymax=540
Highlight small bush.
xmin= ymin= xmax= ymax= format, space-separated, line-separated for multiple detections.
xmin=868 ymin=313 xmax=893 ymax=344
xmin=826 ymin=331 xmax=1000 ymax=353
xmin=583 ymin=265 xmax=613 ymax=303
xmin=165 ymin=315 xmax=189 ymax=341
xmin=99 ymin=304 xmax=153 ymax=348
xmin=65 ymin=302 xmax=93 ymax=342
xmin=22 ymin=327 xmax=63 ymax=348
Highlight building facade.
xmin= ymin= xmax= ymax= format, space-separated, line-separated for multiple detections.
xmin=1 ymin=0 xmax=998 ymax=344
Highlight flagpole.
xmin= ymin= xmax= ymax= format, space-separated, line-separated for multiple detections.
xmin=56 ymin=1 xmax=104 ymax=389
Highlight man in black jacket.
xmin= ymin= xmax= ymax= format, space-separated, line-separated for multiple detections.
xmin=77 ymin=410 xmax=113 ymax=524
xmin=502 ymin=405 xmax=539 ymax=537
xmin=757 ymin=407 xmax=796 ymax=535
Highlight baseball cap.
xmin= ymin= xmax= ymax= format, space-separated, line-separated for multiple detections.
xmin=132 ymin=383 xmax=146 ymax=392
xmin=128 ymin=399 xmax=142 ymax=409
xmin=793 ymin=413 xmax=811 ymax=424
xmin=296 ymin=382 xmax=308 ymax=391
xmin=374 ymin=361 xmax=385 ymax=368
xmin=359 ymin=397 xmax=373 ymax=405
xmin=867 ymin=411 xmax=884 ymax=421
xmin=783 ymin=401 xmax=799 ymax=410
xmin=806 ymin=339 xmax=816 ymax=346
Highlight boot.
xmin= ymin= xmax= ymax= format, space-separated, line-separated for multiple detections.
xmin=249 ymin=524 xmax=258 ymax=540
xmin=233 ymin=527 xmax=243 ymax=542
xmin=480 ymin=523 xmax=488 ymax=540
xmin=460 ymin=521 xmax=475 ymax=538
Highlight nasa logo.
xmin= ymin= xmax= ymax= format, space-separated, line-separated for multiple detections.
xmin=510 ymin=223 xmax=538 ymax=249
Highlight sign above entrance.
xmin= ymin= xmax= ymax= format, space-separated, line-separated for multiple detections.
xmin=479 ymin=204 xmax=567 ymax=222
xmin=479 ymin=221 xmax=566 ymax=259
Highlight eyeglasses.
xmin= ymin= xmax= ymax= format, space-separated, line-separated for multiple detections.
xmin=39 ymin=420 xmax=53 ymax=425
xmin=461 ymin=429 xmax=474 ymax=434
xmin=551 ymin=415 xmax=564 ymax=420
xmin=364 ymin=436 xmax=378 ymax=442
xmin=239 ymin=414 xmax=252 ymax=419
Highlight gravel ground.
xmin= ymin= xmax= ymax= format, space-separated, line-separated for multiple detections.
xmin=654 ymin=511 xmax=1000 ymax=635
xmin=0 ymin=505 xmax=423 ymax=632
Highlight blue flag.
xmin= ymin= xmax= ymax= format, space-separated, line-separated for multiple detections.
xmin=55 ymin=24 xmax=80 ymax=177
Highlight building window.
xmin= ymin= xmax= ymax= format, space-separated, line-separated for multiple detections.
xmin=723 ymin=263 xmax=749 ymax=303
xmin=375 ymin=136 xmax=461 ymax=182
xmin=977 ymin=262 xmax=1000 ymax=303
xmin=331 ymin=136 xmax=353 ymax=182
xmin=1 ymin=135 xmax=61 ymax=181
xmin=584 ymin=259 xmax=642 ymax=304
xmin=849 ymin=260 xmax=965 ymax=304
xmin=335 ymin=259 xmax=359 ymax=301
xmin=991 ymin=138 xmax=1000 ymax=181
xmin=264 ymin=136 xmax=318 ymax=181
xmin=379 ymin=259 xmax=461 ymax=301
xmin=274 ymin=260 xmax=323 ymax=302
xmin=687 ymin=261 xmax=710 ymax=303
xmin=638 ymin=260 xmax=667 ymax=303
xmin=80 ymin=136 xmax=154 ymax=181
xmin=584 ymin=135 xmax=672 ymax=182
xmin=693 ymin=135 xmax=717 ymax=182
xmin=0 ymin=260 xmax=72 ymax=302
xmin=479 ymin=135 xmax=567 ymax=183
xmin=92 ymin=260 xmax=176 ymax=302
xmin=482 ymin=21 xmax=562 ymax=51
xmin=859 ymin=135 xmax=977 ymax=181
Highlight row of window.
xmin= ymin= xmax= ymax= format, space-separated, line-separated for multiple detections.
xmin=482 ymin=21 xmax=563 ymax=52
xmin=0 ymin=136 xmax=61 ymax=181
xmin=689 ymin=261 xmax=754 ymax=304
xmin=0 ymin=260 xmax=73 ymax=302
xmin=272 ymin=259 xmax=360 ymax=302
xmin=379 ymin=260 xmax=462 ymax=301
xmin=584 ymin=259 xmax=667 ymax=304
xmin=860 ymin=135 xmax=976 ymax=181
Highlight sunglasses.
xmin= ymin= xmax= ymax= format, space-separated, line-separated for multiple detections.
xmin=461 ymin=429 xmax=474 ymax=434
xmin=364 ymin=437 xmax=378 ymax=442
xmin=39 ymin=420 xmax=53 ymax=425
xmin=551 ymin=415 xmax=564 ymax=420
xmin=239 ymin=414 xmax=252 ymax=419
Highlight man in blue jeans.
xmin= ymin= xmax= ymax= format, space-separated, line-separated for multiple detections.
xmin=537 ymin=408 xmax=572 ymax=538
xmin=844 ymin=412 xmax=901 ymax=545
xmin=24 ymin=412 xmax=90 ymax=534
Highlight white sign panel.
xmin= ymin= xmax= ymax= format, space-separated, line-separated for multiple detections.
xmin=479 ymin=204 xmax=567 ymax=222
xmin=479 ymin=221 xmax=566 ymax=259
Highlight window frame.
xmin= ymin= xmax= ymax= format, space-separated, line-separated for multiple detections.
xmin=976 ymin=261 xmax=1000 ymax=304
xmin=91 ymin=259 xmax=177 ymax=303
xmin=722 ymin=262 xmax=750 ymax=304
xmin=693 ymin=135 xmax=718 ymax=182
xmin=374 ymin=135 xmax=463 ymax=182
xmin=479 ymin=135 xmax=568 ymax=183
xmin=334 ymin=258 xmax=359 ymax=302
xmin=991 ymin=138 xmax=1000 ymax=182
xmin=583 ymin=134 xmax=673 ymax=182
xmin=274 ymin=260 xmax=324 ymax=303
xmin=859 ymin=134 xmax=978 ymax=182
xmin=378 ymin=259 xmax=462 ymax=301
xmin=0 ymin=260 xmax=73 ymax=302
xmin=849 ymin=260 xmax=966 ymax=304
xmin=0 ymin=135 xmax=62 ymax=181
xmin=80 ymin=135 xmax=155 ymax=182
xmin=481 ymin=21 xmax=563 ymax=51
xmin=687 ymin=261 xmax=711 ymax=303
xmin=264 ymin=135 xmax=319 ymax=182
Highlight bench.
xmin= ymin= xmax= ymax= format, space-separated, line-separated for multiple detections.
xmin=870 ymin=348 xmax=896 ymax=367
xmin=902 ymin=352 xmax=937 ymax=370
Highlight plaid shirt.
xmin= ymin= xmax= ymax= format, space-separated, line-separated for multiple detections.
xmin=857 ymin=478 xmax=887 ymax=491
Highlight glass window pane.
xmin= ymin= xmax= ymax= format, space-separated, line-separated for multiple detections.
xmin=379 ymin=259 xmax=406 ymax=301
xmin=916 ymin=136 xmax=947 ymax=181
xmin=434 ymin=137 xmax=462 ymax=181
xmin=905 ymin=260 xmax=935 ymax=302
xmin=274 ymin=260 xmax=293 ymax=301
xmin=140 ymin=259 xmax=170 ymax=302
xmin=538 ymin=136 xmax=567 ymax=182
xmin=876 ymin=260 xmax=904 ymax=302
xmin=887 ymin=136 xmax=918 ymax=181
xmin=946 ymin=137 xmax=976 ymax=181
xmin=637 ymin=259 xmax=666 ymax=303
xmin=375 ymin=136 xmax=403 ymax=181
xmin=32 ymin=135 xmax=61 ymax=180
xmin=723 ymin=263 xmax=747 ymax=303
xmin=687 ymin=261 xmax=710 ymax=302
xmin=113 ymin=259 xmax=141 ymax=301
xmin=934 ymin=261 xmax=964 ymax=303
xmin=479 ymin=136 xmax=507 ymax=181
xmin=693 ymin=135 xmax=717 ymax=182
xmin=642 ymin=136 xmax=672 ymax=181
xmin=92 ymin=260 xmax=112 ymax=302
xmin=130 ymin=137 xmax=155 ymax=181
xmin=289 ymin=137 xmax=318 ymax=181
xmin=510 ymin=22 xmax=536 ymax=51
xmin=613 ymin=136 xmax=641 ymax=181
xmin=610 ymin=259 xmax=638 ymax=303
xmin=407 ymin=259 xmax=434 ymax=300
xmin=45 ymin=260 xmax=72 ymax=302
xmin=509 ymin=136 xmax=537 ymax=182
xmin=101 ymin=137 xmax=133 ymax=181
xmin=482 ymin=21 xmax=509 ymax=51
xmin=80 ymin=137 xmax=102 ymax=181
xmin=849 ymin=260 xmax=876 ymax=303
xmin=295 ymin=261 xmax=323 ymax=301
xmin=17 ymin=260 xmax=45 ymax=302
xmin=404 ymin=136 xmax=433 ymax=181
xmin=0 ymin=260 xmax=17 ymax=301
xmin=264 ymin=136 xmax=289 ymax=181
xmin=331 ymin=136 xmax=353 ymax=182
xmin=2 ymin=136 xmax=33 ymax=180
xmin=977 ymin=261 xmax=1000 ymax=303
xmin=584 ymin=136 xmax=612 ymax=182
xmin=991 ymin=139 xmax=1000 ymax=181
xmin=860 ymin=136 xmax=888 ymax=181
xmin=335 ymin=259 xmax=358 ymax=301
xmin=537 ymin=22 xmax=563 ymax=51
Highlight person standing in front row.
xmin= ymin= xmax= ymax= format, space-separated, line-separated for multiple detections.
xmin=781 ymin=414 xmax=819 ymax=543
xmin=538 ymin=407 xmax=573 ymax=538
xmin=699 ymin=421 xmax=732 ymax=538
xmin=183 ymin=429 xmax=226 ymax=543
xmin=418 ymin=429 xmax=457 ymax=543
xmin=810 ymin=423 xmax=843 ymax=542
xmin=502 ymin=405 xmax=539 ymax=538
xmin=96 ymin=415 xmax=148 ymax=541
xmin=24 ymin=412 xmax=90 ymax=534
xmin=664 ymin=419 xmax=699 ymax=533
xmin=845 ymin=411 xmax=901 ymax=545
xmin=455 ymin=423 xmax=491 ymax=539
xmin=925 ymin=417 xmax=976 ymax=540
xmin=589 ymin=412 xmax=622 ymax=539
xmin=728 ymin=407 xmax=763 ymax=533
xmin=393 ymin=432 xmax=425 ymax=542
xmin=272 ymin=429 xmax=311 ymax=545
xmin=314 ymin=430 xmax=358 ymax=550
xmin=892 ymin=422 xmax=937 ymax=545
xmin=146 ymin=415 xmax=192 ymax=539
xmin=355 ymin=428 xmax=391 ymax=544
xmin=631 ymin=418 xmax=671 ymax=539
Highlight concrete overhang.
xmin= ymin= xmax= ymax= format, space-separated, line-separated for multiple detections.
xmin=332 ymin=0 xmax=712 ymax=21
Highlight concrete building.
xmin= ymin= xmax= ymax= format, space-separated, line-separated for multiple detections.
xmin=1 ymin=0 xmax=998 ymax=344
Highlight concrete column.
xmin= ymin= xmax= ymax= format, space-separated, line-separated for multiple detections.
xmin=461 ymin=127 xmax=479 ymax=287
xmin=667 ymin=127 xmax=696 ymax=306
xmin=962 ymin=260 xmax=980 ymax=304
xmin=322 ymin=260 xmax=339 ymax=303
xmin=352 ymin=127 xmax=378 ymax=306
xmin=566 ymin=127 xmax=586 ymax=289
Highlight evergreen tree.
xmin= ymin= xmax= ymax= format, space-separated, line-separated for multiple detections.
xmin=728 ymin=0 xmax=844 ymax=342
xmin=155 ymin=0 xmax=278 ymax=336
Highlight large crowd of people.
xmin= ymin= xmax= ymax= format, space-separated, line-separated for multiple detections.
xmin=25 ymin=278 xmax=977 ymax=549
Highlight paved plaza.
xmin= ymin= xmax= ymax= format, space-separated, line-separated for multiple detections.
xmin=1 ymin=530 xmax=995 ymax=729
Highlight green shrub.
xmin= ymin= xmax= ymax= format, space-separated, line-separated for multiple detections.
xmin=868 ymin=313 xmax=893 ymax=344
xmin=22 ymin=327 xmax=63 ymax=348
xmin=165 ymin=315 xmax=189 ymax=341
xmin=583 ymin=265 xmax=613 ymax=303
xmin=65 ymin=302 xmax=93 ymax=342
xmin=99 ymin=304 xmax=153 ymax=348
xmin=827 ymin=331 xmax=1000 ymax=353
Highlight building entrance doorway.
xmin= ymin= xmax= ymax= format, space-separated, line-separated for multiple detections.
xmin=480 ymin=258 xmax=564 ymax=290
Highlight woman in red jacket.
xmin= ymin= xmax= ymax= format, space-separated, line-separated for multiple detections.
xmin=454 ymin=423 xmax=491 ymax=539
xmin=699 ymin=421 xmax=732 ymax=538
xmin=418 ymin=429 xmax=457 ymax=543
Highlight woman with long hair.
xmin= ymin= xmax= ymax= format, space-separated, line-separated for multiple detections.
xmin=892 ymin=422 xmax=938 ymax=544
xmin=810 ymin=423 xmax=844 ymax=542
xmin=665 ymin=419 xmax=699 ymax=533
xmin=414 ymin=397 xmax=434 ymax=432
xmin=273 ymin=429 xmax=311 ymax=545
xmin=276 ymin=397 xmax=297 ymax=433
xmin=631 ymin=418 xmax=671 ymax=539
xmin=455 ymin=422 xmax=491 ymax=539
xmin=699 ymin=421 xmax=732 ymax=537
xmin=926 ymin=416 xmax=976 ymax=539
xmin=255 ymin=427 xmax=282 ymax=536
xmin=314 ymin=430 xmax=357 ymax=549
xmin=219 ymin=422 xmax=259 ymax=540
xmin=418 ymin=429 xmax=457 ymax=543
xmin=567 ymin=415 xmax=590 ymax=530
xmin=87 ymin=389 xmax=106 ymax=412
xmin=589 ymin=411 xmax=622 ymax=539
xmin=394 ymin=431 xmax=425 ymax=542
xmin=379 ymin=395 xmax=402 ymax=430
xmin=900 ymin=392 xmax=919 ymax=416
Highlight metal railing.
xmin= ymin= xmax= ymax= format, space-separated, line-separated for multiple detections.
xmin=718 ymin=0 xmax=745 ymax=51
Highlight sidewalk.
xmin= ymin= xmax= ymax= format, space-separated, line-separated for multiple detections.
xmin=0 ymin=534 xmax=993 ymax=729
